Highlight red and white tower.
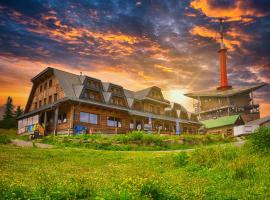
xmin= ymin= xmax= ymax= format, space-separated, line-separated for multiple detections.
xmin=217 ymin=18 xmax=232 ymax=90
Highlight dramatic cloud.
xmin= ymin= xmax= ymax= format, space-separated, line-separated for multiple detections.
xmin=0 ymin=0 xmax=269 ymax=116
xmin=190 ymin=0 xmax=270 ymax=22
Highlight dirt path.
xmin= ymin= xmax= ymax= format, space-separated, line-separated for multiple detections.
xmin=11 ymin=139 xmax=54 ymax=149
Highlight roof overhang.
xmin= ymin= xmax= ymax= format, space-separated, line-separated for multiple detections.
xmin=185 ymin=83 xmax=267 ymax=99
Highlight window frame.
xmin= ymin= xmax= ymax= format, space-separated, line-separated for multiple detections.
xmin=107 ymin=116 xmax=122 ymax=128
xmin=58 ymin=112 xmax=67 ymax=124
xmin=79 ymin=112 xmax=99 ymax=125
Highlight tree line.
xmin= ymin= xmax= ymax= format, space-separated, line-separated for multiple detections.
xmin=0 ymin=96 xmax=23 ymax=129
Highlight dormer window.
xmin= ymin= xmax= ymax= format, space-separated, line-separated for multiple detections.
xmin=110 ymin=87 xmax=122 ymax=95
xmin=87 ymin=80 xmax=99 ymax=89
xmin=89 ymin=93 xmax=96 ymax=100
xmin=111 ymin=97 xmax=125 ymax=106
xmin=84 ymin=90 xmax=101 ymax=102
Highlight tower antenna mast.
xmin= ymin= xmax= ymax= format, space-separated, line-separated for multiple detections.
xmin=217 ymin=18 xmax=232 ymax=90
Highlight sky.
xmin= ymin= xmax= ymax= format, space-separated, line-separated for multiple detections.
xmin=0 ymin=0 xmax=270 ymax=117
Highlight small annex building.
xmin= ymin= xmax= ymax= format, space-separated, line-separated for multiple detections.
xmin=233 ymin=116 xmax=270 ymax=136
xmin=201 ymin=114 xmax=244 ymax=135
xmin=245 ymin=116 xmax=270 ymax=127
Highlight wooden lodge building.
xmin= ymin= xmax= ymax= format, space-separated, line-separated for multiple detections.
xmin=185 ymin=83 xmax=266 ymax=123
xmin=18 ymin=67 xmax=201 ymax=135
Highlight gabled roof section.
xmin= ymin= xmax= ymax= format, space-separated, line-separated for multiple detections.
xmin=134 ymin=86 xmax=170 ymax=105
xmin=185 ymin=83 xmax=266 ymax=98
xmin=201 ymin=115 xmax=241 ymax=129
xmin=25 ymin=67 xmax=81 ymax=112
xmin=170 ymin=102 xmax=188 ymax=113
xmin=31 ymin=67 xmax=54 ymax=83
xmin=134 ymin=87 xmax=152 ymax=100
xmin=54 ymin=68 xmax=82 ymax=98
xmin=124 ymin=89 xmax=135 ymax=98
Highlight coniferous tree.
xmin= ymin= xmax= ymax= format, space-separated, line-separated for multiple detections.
xmin=3 ymin=96 xmax=14 ymax=120
xmin=0 ymin=96 xmax=16 ymax=129
xmin=14 ymin=106 xmax=23 ymax=118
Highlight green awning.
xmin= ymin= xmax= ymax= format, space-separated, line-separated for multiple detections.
xmin=201 ymin=115 xmax=240 ymax=129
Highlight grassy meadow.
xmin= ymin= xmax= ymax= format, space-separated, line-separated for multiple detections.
xmin=0 ymin=127 xmax=270 ymax=199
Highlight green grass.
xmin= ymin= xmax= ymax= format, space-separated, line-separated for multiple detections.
xmin=0 ymin=128 xmax=29 ymax=143
xmin=39 ymin=131 xmax=235 ymax=151
xmin=0 ymin=128 xmax=269 ymax=199
xmin=0 ymin=142 xmax=270 ymax=199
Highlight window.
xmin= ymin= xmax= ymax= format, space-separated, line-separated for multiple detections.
xmin=40 ymin=85 xmax=42 ymax=92
xmin=48 ymin=95 xmax=52 ymax=104
xmin=44 ymin=82 xmax=47 ymax=90
xmin=54 ymin=93 xmax=58 ymax=102
xmin=89 ymin=92 xmax=96 ymax=100
xmin=44 ymin=98 xmax=47 ymax=105
xmin=34 ymin=102 xmax=37 ymax=109
xmin=107 ymin=117 xmax=121 ymax=127
xmin=79 ymin=112 xmax=98 ymax=124
xmin=39 ymin=100 xmax=42 ymax=108
xmin=49 ymin=79 xmax=52 ymax=87
xmin=130 ymin=121 xmax=134 ymax=129
xmin=84 ymin=90 xmax=100 ymax=101
xmin=58 ymin=112 xmax=67 ymax=124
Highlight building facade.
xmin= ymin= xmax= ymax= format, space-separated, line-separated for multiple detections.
xmin=185 ymin=84 xmax=265 ymax=123
xmin=18 ymin=67 xmax=201 ymax=135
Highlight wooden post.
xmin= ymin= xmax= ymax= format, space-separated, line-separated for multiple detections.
xmin=44 ymin=111 xmax=47 ymax=135
xmin=133 ymin=118 xmax=136 ymax=130
xmin=69 ymin=104 xmax=74 ymax=135
xmin=162 ymin=121 xmax=165 ymax=134
xmin=226 ymin=97 xmax=230 ymax=116
xmin=197 ymin=96 xmax=201 ymax=120
xmin=53 ymin=106 xmax=59 ymax=136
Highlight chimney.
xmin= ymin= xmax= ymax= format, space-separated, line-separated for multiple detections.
xmin=217 ymin=18 xmax=232 ymax=90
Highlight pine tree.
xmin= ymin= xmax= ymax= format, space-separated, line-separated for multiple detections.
xmin=0 ymin=96 xmax=16 ymax=129
xmin=3 ymin=96 xmax=14 ymax=120
xmin=14 ymin=106 xmax=23 ymax=118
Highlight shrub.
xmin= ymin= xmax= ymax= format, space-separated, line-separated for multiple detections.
xmin=144 ymin=134 xmax=163 ymax=146
xmin=140 ymin=181 xmax=167 ymax=200
xmin=250 ymin=126 xmax=270 ymax=153
xmin=129 ymin=131 xmax=144 ymax=141
xmin=174 ymin=152 xmax=189 ymax=167
xmin=0 ymin=135 xmax=11 ymax=144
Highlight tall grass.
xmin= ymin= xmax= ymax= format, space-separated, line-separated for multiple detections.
xmin=250 ymin=126 xmax=270 ymax=153
xmin=0 ymin=142 xmax=270 ymax=199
